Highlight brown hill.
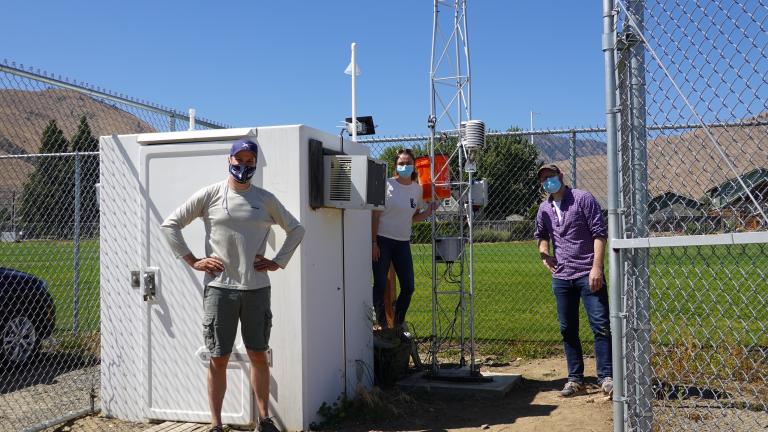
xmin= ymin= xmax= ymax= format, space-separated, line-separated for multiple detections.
xmin=0 ymin=88 xmax=157 ymax=155
xmin=535 ymin=134 xmax=606 ymax=162
xmin=553 ymin=115 xmax=768 ymax=204
xmin=0 ymin=88 xmax=158 ymax=195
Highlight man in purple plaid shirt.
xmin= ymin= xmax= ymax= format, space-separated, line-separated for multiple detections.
xmin=534 ymin=164 xmax=613 ymax=398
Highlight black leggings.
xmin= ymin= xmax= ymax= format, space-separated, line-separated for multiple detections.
xmin=372 ymin=235 xmax=415 ymax=328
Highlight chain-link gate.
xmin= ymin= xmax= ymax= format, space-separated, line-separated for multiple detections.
xmin=0 ymin=60 xmax=227 ymax=432
xmin=606 ymin=0 xmax=768 ymax=430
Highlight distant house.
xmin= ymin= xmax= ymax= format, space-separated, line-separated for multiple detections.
xmin=706 ymin=168 xmax=768 ymax=208
xmin=705 ymin=168 xmax=768 ymax=230
xmin=648 ymin=192 xmax=707 ymax=233
xmin=649 ymin=192 xmax=704 ymax=217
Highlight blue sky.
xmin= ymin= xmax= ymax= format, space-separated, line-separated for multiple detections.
xmin=1 ymin=1 xmax=606 ymax=136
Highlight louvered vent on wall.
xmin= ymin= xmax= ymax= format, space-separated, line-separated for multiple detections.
xmin=329 ymin=157 xmax=353 ymax=201
xmin=323 ymin=154 xmax=386 ymax=210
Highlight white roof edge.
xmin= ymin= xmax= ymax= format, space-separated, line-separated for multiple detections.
xmin=137 ymin=127 xmax=258 ymax=144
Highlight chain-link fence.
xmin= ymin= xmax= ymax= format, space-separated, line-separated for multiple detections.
xmin=0 ymin=60 xmax=227 ymax=432
xmin=3 ymin=0 xmax=768 ymax=426
xmin=360 ymin=129 xmax=611 ymax=362
xmin=609 ymin=0 xmax=768 ymax=430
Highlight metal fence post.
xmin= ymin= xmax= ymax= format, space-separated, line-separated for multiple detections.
xmin=627 ymin=1 xmax=652 ymax=430
xmin=73 ymin=152 xmax=81 ymax=336
xmin=603 ymin=1 xmax=626 ymax=431
xmin=169 ymin=113 xmax=177 ymax=132
xmin=569 ymin=130 xmax=577 ymax=188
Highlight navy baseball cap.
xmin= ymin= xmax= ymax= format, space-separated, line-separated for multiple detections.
xmin=230 ymin=139 xmax=259 ymax=156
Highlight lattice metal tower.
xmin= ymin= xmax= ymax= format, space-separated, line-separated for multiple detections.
xmin=426 ymin=0 xmax=486 ymax=379
xmin=429 ymin=0 xmax=472 ymax=132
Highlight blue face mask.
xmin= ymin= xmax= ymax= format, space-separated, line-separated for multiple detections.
xmin=396 ymin=164 xmax=414 ymax=178
xmin=543 ymin=175 xmax=562 ymax=194
xmin=229 ymin=163 xmax=256 ymax=184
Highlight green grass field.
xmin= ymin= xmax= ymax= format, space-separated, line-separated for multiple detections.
xmin=407 ymin=242 xmax=567 ymax=344
xmin=1 ymin=239 xmax=766 ymax=354
xmin=0 ymin=239 xmax=100 ymax=334
xmin=396 ymin=241 xmax=768 ymax=351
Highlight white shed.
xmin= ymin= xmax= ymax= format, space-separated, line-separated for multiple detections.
xmin=99 ymin=125 xmax=373 ymax=431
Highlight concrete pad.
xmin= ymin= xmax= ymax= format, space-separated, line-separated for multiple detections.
xmin=397 ymin=371 xmax=522 ymax=398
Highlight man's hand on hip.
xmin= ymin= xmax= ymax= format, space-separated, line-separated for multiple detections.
xmin=589 ymin=266 xmax=604 ymax=292
xmin=191 ymin=257 xmax=224 ymax=276
xmin=254 ymin=255 xmax=280 ymax=272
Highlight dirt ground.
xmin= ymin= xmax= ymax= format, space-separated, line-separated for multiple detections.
xmin=333 ymin=357 xmax=613 ymax=432
xmin=46 ymin=356 xmax=613 ymax=432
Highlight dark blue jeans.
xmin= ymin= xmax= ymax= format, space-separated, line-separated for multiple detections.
xmin=552 ymin=275 xmax=612 ymax=383
xmin=372 ymin=235 xmax=415 ymax=328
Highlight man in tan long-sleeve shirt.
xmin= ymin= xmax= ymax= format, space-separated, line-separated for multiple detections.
xmin=161 ymin=139 xmax=304 ymax=432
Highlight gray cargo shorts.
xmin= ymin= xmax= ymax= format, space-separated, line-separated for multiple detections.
xmin=202 ymin=285 xmax=272 ymax=357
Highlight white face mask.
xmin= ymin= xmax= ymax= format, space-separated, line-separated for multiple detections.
xmin=396 ymin=164 xmax=414 ymax=178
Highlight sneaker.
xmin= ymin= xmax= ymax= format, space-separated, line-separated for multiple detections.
xmin=258 ymin=417 xmax=280 ymax=432
xmin=209 ymin=426 xmax=224 ymax=432
xmin=560 ymin=380 xmax=586 ymax=397
xmin=601 ymin=377 xmax=614 ymax=397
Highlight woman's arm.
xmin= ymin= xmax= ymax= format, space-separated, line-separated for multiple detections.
xmin=412 ymin=201 xmax=437 ymax=223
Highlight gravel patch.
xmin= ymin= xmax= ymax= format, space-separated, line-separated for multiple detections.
xmin=0 ymin=352 xmax=99 ymax=432
xmin=653 ymin=404 xmax=768 ymax=431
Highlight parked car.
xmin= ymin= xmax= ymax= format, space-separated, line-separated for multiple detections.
xmin=0 ymin=268 xmax=56 ymax=364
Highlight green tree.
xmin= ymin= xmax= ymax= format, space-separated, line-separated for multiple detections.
xmin=477 ymin=128 xmax=542 ymax=220
xmin=71 ymin=116 xmax=100 ymax=234
xmin=377 ymin=145 xmax=403 ymax=177
xmin=19 ymin=119 xmax=71 ymax=238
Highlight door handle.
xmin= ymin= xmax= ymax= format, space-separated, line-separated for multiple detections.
xmin=143 ymin=270 xmax=156 ymax=301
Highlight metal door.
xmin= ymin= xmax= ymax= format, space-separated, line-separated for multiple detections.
xmin=139 ymin=140 xmax=258 ymax=425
